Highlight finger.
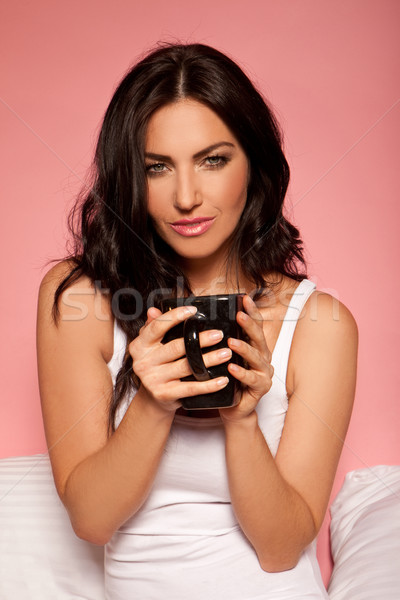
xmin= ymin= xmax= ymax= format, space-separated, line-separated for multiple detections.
xmin=161 ymin=346 xmax=233 ymax=380
xmin=157 ymin=328 xmax=226 ymax=365
xmin=202 ymin=347 xmax=232 ymax=368
xmin=237 ymin=310 xmax=265 ymax=345
xmin=146 ymin=307 xmax=162 ymax=323
xmin=238 ymin=297 xmax=264 ymax=333
xmin=198 ymin=328 xmax=225 ymax=348
xmin=242 ymin=294 xmax=264 ymax=321
xmin=228 ymin=361 xmax=273 ymax=392
xmin=228 ymin=336 xmax=270 ymax=370
xmin=137 ymin=307 xmax=163 ymax=338
xmin=237 ymin=297 xmax=271 ymax=355
xmin=141 ymin=305 xmax=197 ymax=343
xmin=227 ymin=361 xmax=253 ymax=383
xmin=134 ymin=324 xmax=227 ymax=373
xmin=154 ymin=375 xmax=230 ymax=402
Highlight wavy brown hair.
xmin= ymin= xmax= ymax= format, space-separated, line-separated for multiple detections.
xmin=53 ymin=42 xmax=306 ymax=432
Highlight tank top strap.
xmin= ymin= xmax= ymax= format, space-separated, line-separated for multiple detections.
xmin=107 ymin=319 xmax=128 ymax=385
xmin=272 ymin=279 xmax=316 ymax=385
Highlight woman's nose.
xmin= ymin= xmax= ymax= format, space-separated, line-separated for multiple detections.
xmin=173 ymin=170 xmax=202 ymax=211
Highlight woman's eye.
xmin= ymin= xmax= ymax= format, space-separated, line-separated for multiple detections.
xmin=204 ymin=155 xmax=229 ymax=169
xmin=146 ymin=163 xmax=166 ymax=175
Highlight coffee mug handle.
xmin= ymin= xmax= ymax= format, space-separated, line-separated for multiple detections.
xmin=183 ymin=313 xmax=214 ymax=381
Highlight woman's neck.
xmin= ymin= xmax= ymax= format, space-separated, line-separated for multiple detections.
xmin=178 ymin=254 xmax=247 ymax=296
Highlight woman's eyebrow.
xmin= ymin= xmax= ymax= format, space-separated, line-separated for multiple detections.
xmin=144 ymin=141 xmax=235 ymax=162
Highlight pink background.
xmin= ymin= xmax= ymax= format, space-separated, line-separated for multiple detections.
xmin=1 ymin=0 xmax=399 ymax=585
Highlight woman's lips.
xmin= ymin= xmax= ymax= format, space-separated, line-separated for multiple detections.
xmin=170 ymin=217 xmax=215 ymax=237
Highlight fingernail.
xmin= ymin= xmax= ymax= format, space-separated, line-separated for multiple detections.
xmin=216 ymin=377 xmax=229 ymax=386
xmin=218 ymin=348 xmax=232 ymax=359
xmin=209 ymin=330 xmax=224 ymax=341
xmin=229 ymin=338 xmax=240 ymax=347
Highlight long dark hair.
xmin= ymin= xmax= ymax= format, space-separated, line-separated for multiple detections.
xmin=53 ymin=42 xmax=306 ymax=431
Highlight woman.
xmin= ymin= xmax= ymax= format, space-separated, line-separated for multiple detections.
xmin=37 ymin=43 xmax=358 ymax=599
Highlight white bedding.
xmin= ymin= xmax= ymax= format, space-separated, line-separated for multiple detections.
xmin=0 ymin=454 xmax=105 ymax=600
xmin=328 ymin=464 xmax=400 ymax=600
xmin=0 ymin=454 xmax=399 ymax=599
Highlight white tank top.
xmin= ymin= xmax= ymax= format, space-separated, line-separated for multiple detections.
xmin=105 ymin=279 xmax=329 ymax=599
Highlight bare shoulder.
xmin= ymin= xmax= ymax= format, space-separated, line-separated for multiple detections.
xmin=39 ymin=258 xmax=77 ymax=289
xmin=38 ymin=259 xmax=90 ymax=316
xmin=298 ymin=289 xmax=358 ymax=341
xmin=38 ymin=259 xmax=114 ymax=363
xmin=38 ymin=259 xmax=75 ymax=311
xmin=288 ymin=289 xmax=358 ymax=391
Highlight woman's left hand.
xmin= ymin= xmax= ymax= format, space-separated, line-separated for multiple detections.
xmin=220 ymin=295 xmax=274 ymax=423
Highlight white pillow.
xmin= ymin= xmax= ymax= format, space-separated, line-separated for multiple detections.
xmin=328 ymin=465 xmax=400 ymax=600
xmin=0 ymin=454 xmax=105 ymax=600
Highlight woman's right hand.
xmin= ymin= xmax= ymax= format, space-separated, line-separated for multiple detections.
xmin=129 ymin=305 xmax=231 ymax=413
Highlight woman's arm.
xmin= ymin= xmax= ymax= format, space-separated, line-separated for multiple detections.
xmin=37 ymin=264 xmax=174 ymax=544
xmin=38 ymin=263 xmax=229 ymax=544
xmin=221 ymin=292 xmax=358 ymax=571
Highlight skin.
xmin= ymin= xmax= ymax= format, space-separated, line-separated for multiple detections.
xmin=38 ymin=98 xmax=358 ymax=572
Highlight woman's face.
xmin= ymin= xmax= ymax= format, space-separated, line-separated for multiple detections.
xmin=145 ymin=99 xmax=249 ymax=270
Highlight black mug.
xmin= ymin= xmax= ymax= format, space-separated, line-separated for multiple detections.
xmin=161 ymin=294 xmax=245 ymax=410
